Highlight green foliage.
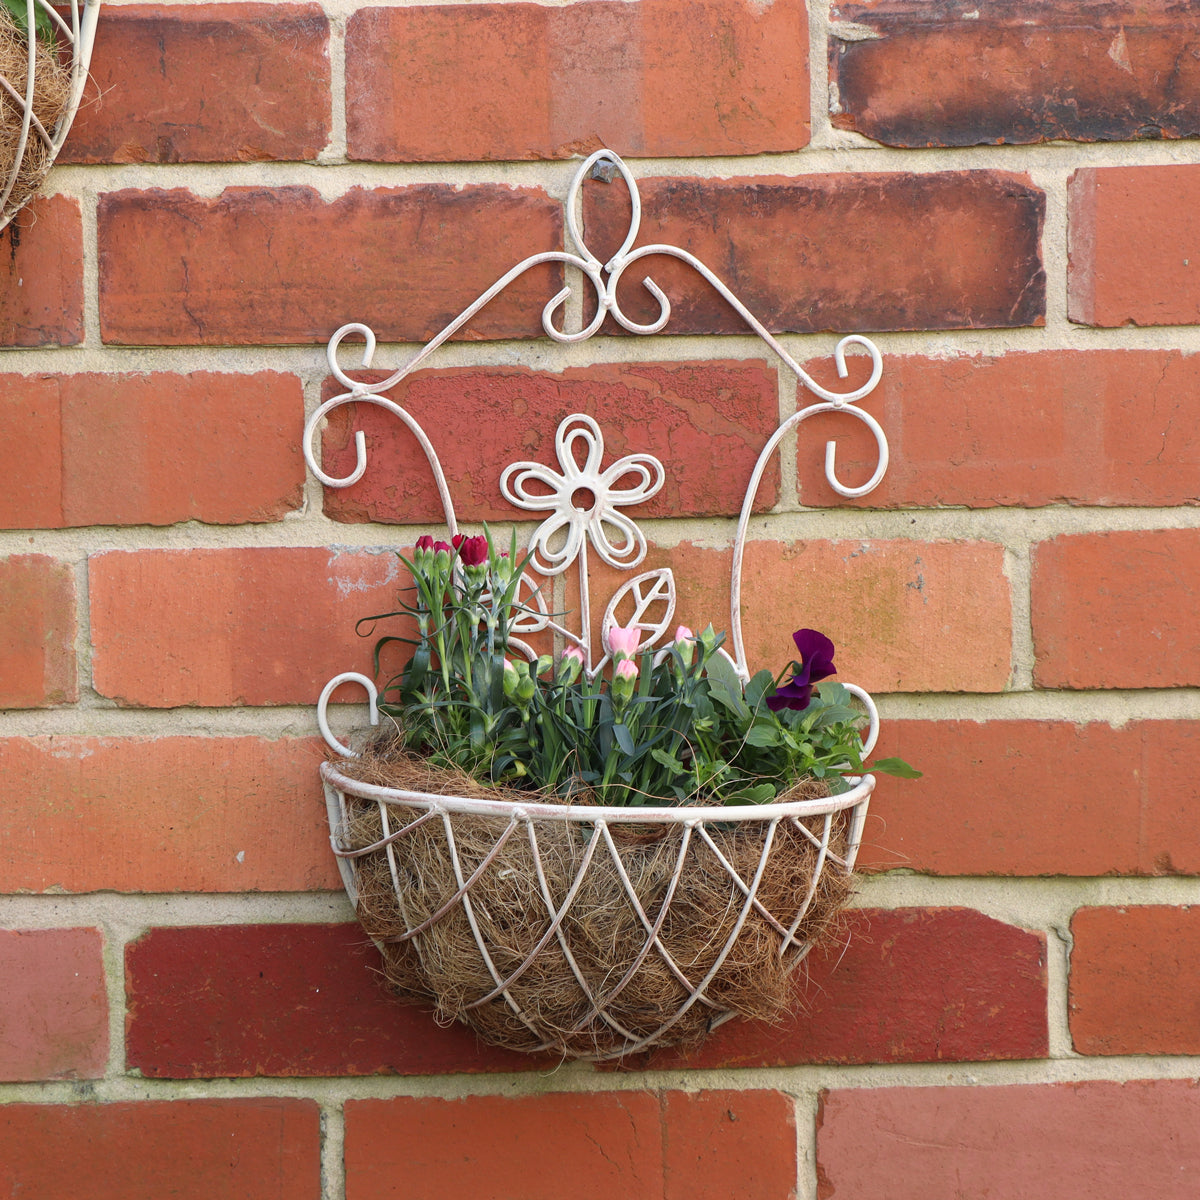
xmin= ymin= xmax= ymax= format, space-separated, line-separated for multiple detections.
xmin=2 ymin=0 xmax=56 ymax=46
xmin=370 ymin=529 xmax=919 ymax=806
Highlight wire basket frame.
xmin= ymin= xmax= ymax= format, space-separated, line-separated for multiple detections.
xmin=0 ymin=0 xmax=100 ymax=232
xmin=322 ymin=764 xmax=872 ymax=1060
xmin=307 ymin=149 xmax=893 ymax=1059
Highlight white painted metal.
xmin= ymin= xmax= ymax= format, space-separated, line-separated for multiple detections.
xmin=317 ymin=671 xmax=379 ymax=758
xmin=307 ymin=149 xmax=895 ymax=1058
xmin=0 ymin=0 xmax=101 ymax=231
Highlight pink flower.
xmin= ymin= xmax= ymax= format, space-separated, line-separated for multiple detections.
xmin=607 ymin=625 xmax=641 ymax=659
xmin=615 ymin=658 xmax=638 ymax=679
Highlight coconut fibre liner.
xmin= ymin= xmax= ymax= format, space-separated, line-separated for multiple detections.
xmin=0 ymin=6 xmax=71 ymax=222
xmin=335 ymin=746 xmax=855 ymax=1060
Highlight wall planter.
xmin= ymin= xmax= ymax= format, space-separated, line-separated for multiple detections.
xmin=0 ymin=0 xmax=99 ymax=231
xmin=305 ymin=151 xmax=901 ymax=1061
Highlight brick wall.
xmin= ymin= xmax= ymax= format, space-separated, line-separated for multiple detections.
xmin=2 ymin=1 xmax=1199 ymax=1196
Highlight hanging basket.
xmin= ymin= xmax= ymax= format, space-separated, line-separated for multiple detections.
xmin=0 ymin=0 xmax=100 ymax=232
xmin=322 ymin=758 xmax=872 ymax=1060
xmin=308 ymin=149 xmax=895 ymax=1060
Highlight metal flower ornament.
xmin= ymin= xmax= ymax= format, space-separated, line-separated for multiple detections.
xmin=500 ymin=413 xmax=664 ymax=576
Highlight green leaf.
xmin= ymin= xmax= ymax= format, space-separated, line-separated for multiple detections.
xmin=704 ymin=652 xmax=749 ymax=720
xmin=743 ymin=723 xmax=783 ymax=748
xmin=869 ymin=757 xmax=923 ymax=779
xmin=650 ymin=747 xmax=686 ymax=775
xmin=809 ymin=704 xmax=862 ymax=729
xmin=744 ymin=669 xmax=775 ymax=710
xmin=724 ymin=782 xmax=777 ymax=805
xmin=613 ymin=722 xmax=635 ymax=756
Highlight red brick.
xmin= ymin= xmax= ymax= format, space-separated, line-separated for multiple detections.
xmin=646 ymin=908 xmax=1047 ymax=1069
xmin=830 ymin=0 xmax=1200 ymax=147
xmin=0 ymin=196 xmax=84 ymax=346
xmin=0 ymin=737 xmax=338 ymax=893
xmin=1070 ymin=906 xmax=1200 ymax=1056
xmin=0 ymin=372 xmax=303 ymax=529
xmin=1032 ymin=530 xmax=1200 ymax=689
xmin=347 ymin=0 xmax=807 ymax=162
xmin=98 ymin=186 xmax=561 ymax=345
xmin=0 ymin=1099 xmax=320 ymax=1200
xmin=89 ymin=547 xmax=414 ymax=707
xmin=0 ymin=929 xmax=107 ymax=1081
xmin=321 ymin=362 xmax=780 ymax=524
xmin=661 ymin=1092 xmax=797 ymax=1200
xmin=0 ymin=555 xmax=77 ymax=707
xmin=582 ymin=171 xmax=1045 ymax=334
xmin=593 ymin=538 xmax=1011 ymax=693
xmin=860 ymin=720 xmax=1200 ymax=877
xmin=61 ymin=4 xmax=330 ymax=164
xmin=817 ymin=1080 xmax=1200 ymax=1200
xmin=345 ymin=1090 xmax=796 ymax=1199
xmin=793 ymin=349 xmax=1200 ymax=508
xmin=1070 ymin=165 xmax=1200 ymax=327
xmin=125 ymin=923 xmax=546 ymax=1077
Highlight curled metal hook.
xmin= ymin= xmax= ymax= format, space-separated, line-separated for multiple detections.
xmin=824 ymin=405 xmax=890 ymax=498
xmin=326 ymin=322 xmax=377 ymax=391
xmin=318 ymin=672 xmax=379 ymax=758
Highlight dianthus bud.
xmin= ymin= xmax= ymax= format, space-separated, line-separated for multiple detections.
xmin=611 ymin=656 xmax=638 ymax=708
xmin=557 ymin=644 xmax=585 ymax=685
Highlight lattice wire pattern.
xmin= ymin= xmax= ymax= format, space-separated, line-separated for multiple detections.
xmin=324 ymin=764 xmax=871 ymax=1060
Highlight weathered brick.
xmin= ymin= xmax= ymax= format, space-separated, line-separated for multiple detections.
xmin=0 ymin=555 xmax=77 ymax=707
xmin=347 ymin=0 xmax=808 ymax=162
xmin=794 ymin=349 xmax=1200 ymax=509
xmin=0 ymin=196 xmax=84 ymax=347
xmin=582 ymin=171 xmax=1045 ymax=334
xmin=0 ymin=737 xmax=337 ymax=893
xmin=89 ymin=547 xmax=412 ymax=707
xmin=99 ymin=186 xmax=562 ymax=345
xmin=125 ymin=923 xmax=546 ymax=1077
xmin=830 ymin=0 xmax=1200 ymax=147
xmin=0 ymin=372 xmax=304 ymax=528
xmin=646 ymin=908 xmax=1047 ymax=1069
xmin=592 ymin=538 xmax=1011 ymax=693
xmin=345 ymin=1090 xmax=796 ymax=1199
xmin=862 ymin=720 xmax=1200 ymax=877
xmin=321 ymin=362 xmax=780 ymax=524
xmin=1070 ymin=906 xmax=1200 ymax=1056
xmin=1070 ymin=165 xmax=1200 ymax=327
xmin=0 ymin=929 xmax=108 ymax=1081
xmin=61 ymin=4 xmax=330 ymax=164
xmin=0 ymin=1100 xmax=321 ymax=1199
xmin=818 ymin=1080 xmax=1200 ymax=1199
xmin=1032 ymin=530 xmax=1200 ymax=689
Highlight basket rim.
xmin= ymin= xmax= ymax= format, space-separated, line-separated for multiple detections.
xmin=321 ymin=759 xmax=874 ymax=824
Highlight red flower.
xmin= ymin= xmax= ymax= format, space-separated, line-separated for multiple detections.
xmin=457 ymin=535 xmax=488 ymax=567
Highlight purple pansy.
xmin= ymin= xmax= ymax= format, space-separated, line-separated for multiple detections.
xmin=767 ymin=628 xmax=837 ymax=712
